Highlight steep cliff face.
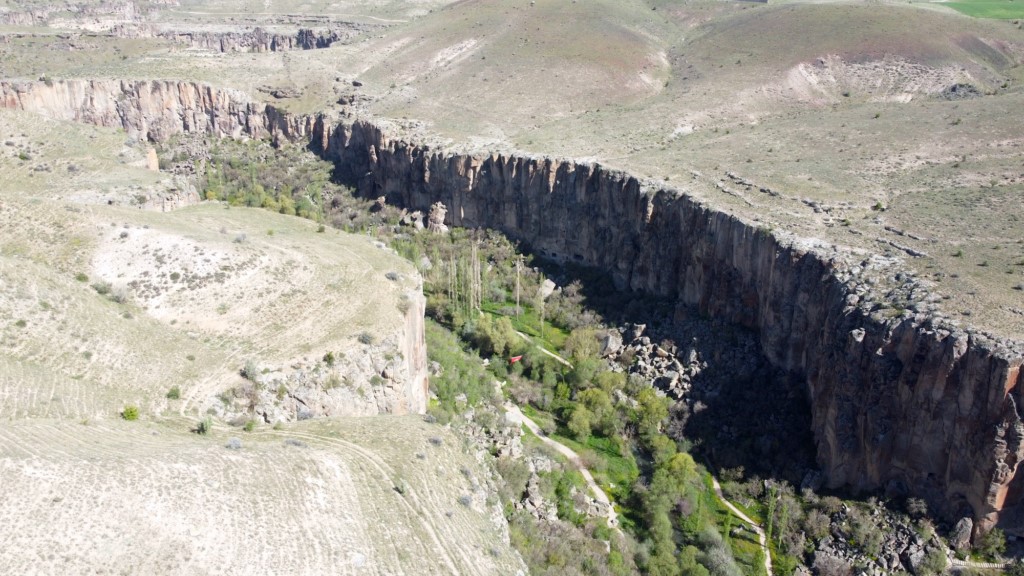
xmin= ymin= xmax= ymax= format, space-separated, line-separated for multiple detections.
xmin=3 ymin=79 xmax=1022 ymax=537
xmin=400 ymin=287 xmax=431 ymax=415
xmin=319 ymin=120 xmax=1024 ymax=537
xmin=156 ymin=27 xmax=347 ymax=53
xmin=0 ymin=79 xmax=315 ymax=144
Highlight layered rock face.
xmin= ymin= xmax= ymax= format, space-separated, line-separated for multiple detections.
xmin=319 ymin=120 xmax=1024 ymax=538
xmin=156 ymin=27 xmax=348 ymax=53
xmin=0 ymin=79 xmax=315 ymax=144
xmin=3 ymin=79 xmax=1022 ymax=538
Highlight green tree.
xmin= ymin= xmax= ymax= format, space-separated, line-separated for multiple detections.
xmin=634 ymin=387 xmax=670 ymax=440
xmin=568 ymin=405 xmax=593 ymax=442
xmin=977 ymin=527 xmax=1006 ymax=559
xmin=563 ymin=327 xmax=600 ymax=361
xmin=279 ymin=194 xmax=296 ymax=216
xmin=679 ymin=545 xmax=711 ymax=576
xmin=578 ymin=388 xmax=615 ymax=435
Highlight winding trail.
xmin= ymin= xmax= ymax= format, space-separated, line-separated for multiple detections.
xmin=510 ymin=327 xmax=774 ymax=573
xmin=504 ymin=402 xmax=620 ymax=534
xmin=711 ymin=476 xmax=773 ymax=575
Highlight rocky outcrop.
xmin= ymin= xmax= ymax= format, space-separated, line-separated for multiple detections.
xmin=1 ymin=1 xmax=141 ymax=28
xmin=157 ymin=27 xmax=350 ymax=53
xmin=0 ymin=78 xmax=315 ymax=144
xmin=220 ymin=289 xmax=427 ymax=421
xmin=2 ymin=78 xmax=1022 ymax=540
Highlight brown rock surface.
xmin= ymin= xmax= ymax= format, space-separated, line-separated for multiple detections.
xmin=323 ymin=119 xmax=1024 ymax=539
xmin=2 ymin=78 xmax=1022 ymax=539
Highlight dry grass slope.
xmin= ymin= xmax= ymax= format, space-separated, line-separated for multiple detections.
xmin=0 ymin=103 xmax=523 ymax=573
xmin=0 ymin=417 xmax=523 ymax=575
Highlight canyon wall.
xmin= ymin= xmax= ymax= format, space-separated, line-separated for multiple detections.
xmin=3 ymin=79 xmax=1023 ymax=538
xmin=317 ymin=120 xmax=1024 ymax=538
xmin=0 ymin=79 xmax=315 ymax=144
xmin=154 ymin=27 xmax=354 ymax=53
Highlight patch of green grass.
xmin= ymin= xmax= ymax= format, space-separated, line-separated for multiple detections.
xmin=549 ymin=431 xmax=639 ymax=500
xmin=482 ymin=301 xmax=568 ymax=352
xmin=700 ymin=473 xmax=764 ymax=571
xmin=944 ymin=0 xmax=1024 ymax=19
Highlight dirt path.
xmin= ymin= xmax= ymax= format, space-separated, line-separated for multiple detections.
xmin=513 ymin=330 xmax=572 ymax=368
xmin=504 ymin=402 xmax=621 ymax=534
xmin=511 ymin=329 xmax=769 ymax=571
xmin=710 ymin=476 xmax=773 ymax=575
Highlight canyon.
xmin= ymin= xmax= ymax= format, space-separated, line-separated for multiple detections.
xmin=2 ymin=77 xmax=1022 ymax=542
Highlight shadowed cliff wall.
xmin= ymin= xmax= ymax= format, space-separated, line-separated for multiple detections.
xmin=2 ymin=78 xmax=1022 ymax=537
xmin=318 ymin=120 xmax=1024 ymax=537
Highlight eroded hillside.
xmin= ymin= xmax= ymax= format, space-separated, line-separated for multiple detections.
xmin=0 ymin=101 xmax=522 ymax=573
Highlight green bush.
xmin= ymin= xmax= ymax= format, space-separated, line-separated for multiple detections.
xmin=195 ymin=416 xmax=213 ymax=435
xmin=121 ymin=405 xmax=139 ymax=421
xmin=166 ymin=386 xmax=181 ymax=400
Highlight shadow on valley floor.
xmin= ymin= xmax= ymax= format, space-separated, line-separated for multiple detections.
xmin=531 ymin=257 xmax=818 ymax=487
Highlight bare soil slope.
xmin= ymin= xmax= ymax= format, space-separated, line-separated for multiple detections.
xmin=0 ymin=417 xmax=522 ymax=575
xmin=0 ymin=105 xmax=522 ymax=574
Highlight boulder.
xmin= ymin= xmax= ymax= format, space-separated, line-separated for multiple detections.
xmin=950 ymin=517 xmax=973 ymax=551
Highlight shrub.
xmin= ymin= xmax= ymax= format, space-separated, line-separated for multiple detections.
xmin=241 ymin=359 xmax=259 ymax=381
xmin=357 ymin=332 xmax=375 ymax=345
xmin=243 ymin=419 xmax=256 ymax=432
xmin=91 ymin=281 xmax=112 ymax=295
xmin=75 ymin=272 xmax=89 ymax=282
xmin=121 ymin=405 xmax=139 ymax=421
xmin=918 ymin=548 xmax=947 ymax=576
xmin=195 ymin=416 xmax=213 ymax=435
xmin=394 ymin=477 xmax=408 ymax=495
xmin=906 ymin=497 xmax=928 ymax=518
xmin=166 ymin=386 xmax=181 ymax=400
xmin=976 ymin=527 xmax=1006 ymax=559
